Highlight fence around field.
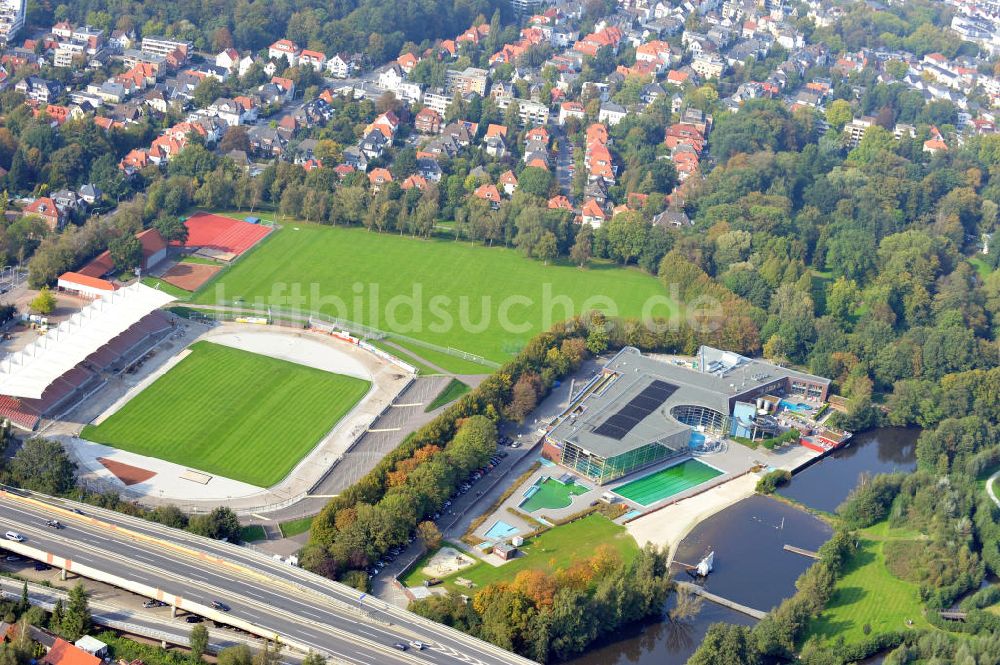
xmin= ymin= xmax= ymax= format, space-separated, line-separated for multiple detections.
xmin=183 ymin=301 xmax=501 ymax=370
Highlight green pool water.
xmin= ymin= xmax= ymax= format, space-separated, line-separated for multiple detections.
xmin=613 ymin=459 xmax=723 ymax=506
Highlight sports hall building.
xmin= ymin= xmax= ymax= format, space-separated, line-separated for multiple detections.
xmin=542 ymin=346 xmax=831 ymax=485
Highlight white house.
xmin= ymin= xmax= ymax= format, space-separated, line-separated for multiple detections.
xmin=268 ymin=39 xmax=300 ymax=66
xmin=215 ymin=48 xmax=239 ymax=70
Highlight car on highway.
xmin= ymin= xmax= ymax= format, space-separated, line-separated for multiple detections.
xmin=4 ymin=531 xmax=24 ymax=542
xmin=185 ymin=616 xmax=203 ymax=623
xmin=210 ymin=601 xmax=231 ymax=612
xmin=410 ymin=641 xmax=426 ymax=650
xmin=392 ymin=642 xmax=408 ymax=651
xmin=45 ymin=520 xmax=63 ymax=529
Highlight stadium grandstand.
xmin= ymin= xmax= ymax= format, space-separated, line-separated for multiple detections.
xmin=0 ymin=283 xmax=176 ymax=430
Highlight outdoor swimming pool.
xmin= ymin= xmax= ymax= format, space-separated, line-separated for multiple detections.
xmin=484 ymin=519 xmax=520 ymax=540
xmin=519 ymin=477 xmax=588 ymax=512
xmin=613 ymin=459 xmax=724 ymax=507
xmin=779 ymin=399 xmax=813 ymax=413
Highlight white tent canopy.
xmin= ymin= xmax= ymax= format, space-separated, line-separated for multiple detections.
xmin=0 ymin=282 xmax=175 ymax=399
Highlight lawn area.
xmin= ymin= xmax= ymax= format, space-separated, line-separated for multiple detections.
xmin=279 ymin=516 xmax=314 ymax=538
xmin=191 ymin=222 xmax=671 ymax=371
xmin=81 ymin=341 xmax=370 ymax=487
xmin=240 ymin=525 xmax=266 ymax=542
xmin=969 ymin=256 xmax=994 ymax=278
xmin=140 ymin=276 xmax=190 ymax=300
xmin=806 ymin=521 xmax=933 ymax=644
xmin=401 ymin=514 xmax=638 ymax=592
xmin=426 ymin=379 xmax=471 ymax=411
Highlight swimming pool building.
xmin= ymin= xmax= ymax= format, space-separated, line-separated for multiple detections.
xmin=542 ymin=346 xmax=831 ymax=484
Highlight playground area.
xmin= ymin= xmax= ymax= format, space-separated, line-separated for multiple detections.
xmin=612 ymin=458 xmax=724 ymax=507
xmin=519 ymin=475 xmax=589 ymax=513
xmin=420 ymin=547 xmax=477 ymax=579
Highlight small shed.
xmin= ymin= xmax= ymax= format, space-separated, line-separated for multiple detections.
xmin=494 ymin=542 xmax=517 ymax=561
xmin=74 ymin=635 xmax=108 ymax=658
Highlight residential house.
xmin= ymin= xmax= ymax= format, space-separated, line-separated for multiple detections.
xmin=474 ymin=183 xmax=502 ymax=208
xmin=15 ymin=76 xmax=58 ymax=103
xmin=499 ymin=170 xmax=518 ymax=195
xmin=24 ymin=196 xmax=63 ymax=230
xmin=299 ymin=49 xmax=326 ymax=70
xmin=598 ymin=101 xmax=627 ymax=126
xmin=216 ymin=48 xmax=240 ymax=71
xmin=269 ymin=39 xmax=300 ymax=66
xmin=368 ymin=167 xmax=393 ymax=193
xmin=415 ymin=107 xmax=442 ymax=134
xmin=580 ymin=198 xmax=607 ymax=227
xmin=42 ymin=639 xmax=100 ymax=665
xmin=559 ymin=101 xmax=586 ymax=126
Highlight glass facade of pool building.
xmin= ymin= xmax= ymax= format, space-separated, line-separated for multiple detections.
xmin=542 ymin=346 xmax=832 ymax=485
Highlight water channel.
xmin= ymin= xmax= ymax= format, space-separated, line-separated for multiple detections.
xmin=567 ymin=427 xmax=920 ymax=665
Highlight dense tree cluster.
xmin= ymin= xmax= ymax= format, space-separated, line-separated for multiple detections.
xmin=412 ymin=544 xmax=672 ymax=662
xmin=43 ymin=0 xmax=506 ymax=63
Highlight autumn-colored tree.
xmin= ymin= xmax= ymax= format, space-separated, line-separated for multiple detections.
xmin=507 ymin=372 xmax=541 ymax=422
xmin=589 ymin=544 xmax=622 ymax=577
xmin=416 ymin=521 xmax=442 ymax=551
xmin=511 ymin=569 xmax=556 ymax=608
xmin=333 ymin=507 xmax=357 ymax=531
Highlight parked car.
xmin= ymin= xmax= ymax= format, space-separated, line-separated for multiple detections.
xmin=143 ymin=600 xmax=166 ymax=608
xmin=185 ymin=616 xmax=203 ymax=623
xmin=424 ymin=578 xmax=442 ymax=587
xmin=4 ymin=531 xmax=24 ymax=542
xmin=33 ymin=563 xmax=50 ymax=571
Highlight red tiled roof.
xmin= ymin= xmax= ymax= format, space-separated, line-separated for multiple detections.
xmin=43 ymin=639 xmax=101 ymax=665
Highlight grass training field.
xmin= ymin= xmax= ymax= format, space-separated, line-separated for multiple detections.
xmin=401 ymin=514 xmax=638 ymax=592
xmin=613 ymin=459 xmax=723 ymax=506
xmin=82 ymin=341 xmax=370 ymax=487
xmin=192 ymin=223 xmax=671 ymax=372
xmin=806 ymin=522 xmax=933 ymax=644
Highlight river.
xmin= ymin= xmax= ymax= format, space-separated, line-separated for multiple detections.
xmin=566 ymin=427 xmax=919 ymax=665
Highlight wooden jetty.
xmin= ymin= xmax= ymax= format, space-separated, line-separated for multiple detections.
xmin=675 ymin=581 xmax=767 ymax=620
xmin=783 ymin=544 xmax=819 ymax=559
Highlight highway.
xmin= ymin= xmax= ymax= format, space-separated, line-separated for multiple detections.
xmin=0 ymin=490 xmax=536 ymax=665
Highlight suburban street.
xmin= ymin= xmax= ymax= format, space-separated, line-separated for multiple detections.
xmin=0 ymin=491 xmax=537 ymax=665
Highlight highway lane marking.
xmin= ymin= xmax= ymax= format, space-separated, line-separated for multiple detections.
xmin=1 ymin=499 xmax=513 ymax=665
xmin=0 ymin=527 xmax=427 ymax=664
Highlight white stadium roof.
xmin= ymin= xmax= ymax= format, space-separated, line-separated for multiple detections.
xmin=0 ymin=282 xmax=175 ymax=399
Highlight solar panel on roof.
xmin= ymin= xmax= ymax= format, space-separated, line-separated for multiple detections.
xmin=593 ymin=379 xmax=678 ymax=440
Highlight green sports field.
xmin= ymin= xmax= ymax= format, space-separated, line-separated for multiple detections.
xmin=192 ymin=223 xmax=672 ymax=371
xmin=613 ymin=459 xmax=723 ymax=506
xmin=81 ymin=341 xmax=370 ymax=487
